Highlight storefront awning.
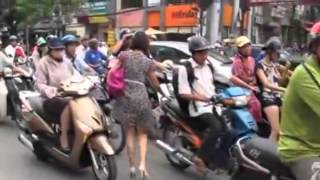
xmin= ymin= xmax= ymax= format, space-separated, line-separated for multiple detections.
xmin=145 ymin=28 xmax=166 ymax=35
xmin=250 ymin=0 xmax=297 ymax=6
xmin=250 ymin=0 xmax=320 ymax=5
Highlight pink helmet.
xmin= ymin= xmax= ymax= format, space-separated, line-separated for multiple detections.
xmin=310 ymin=21 xmax=320 ymax=37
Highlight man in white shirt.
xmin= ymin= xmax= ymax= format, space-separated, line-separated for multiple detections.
xmin=178 ymin=36 xmax=253 ymax=167
xmin=5 ymin=35 xmax=18 ymax=63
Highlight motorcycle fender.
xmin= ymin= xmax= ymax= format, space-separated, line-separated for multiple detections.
xmin=88 ymin=134 xmax=114 ymax=156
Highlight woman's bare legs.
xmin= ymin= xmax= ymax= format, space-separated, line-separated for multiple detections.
xmin=137 ymin=128 xmax=149 ymax=178
xmin=264 ymin=105 xmax=280 ymax=141
xmin=60 ymin=103 xmax=72 ymax=150
xmin=126 ymin=127 xmax=136 ymax=169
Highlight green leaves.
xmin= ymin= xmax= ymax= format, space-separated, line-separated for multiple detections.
xmin=15 ymin=0 xmax=83 ymax=29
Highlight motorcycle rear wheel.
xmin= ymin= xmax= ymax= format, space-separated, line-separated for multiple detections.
xmin=162 ymin=124 xmax=191 ymax=170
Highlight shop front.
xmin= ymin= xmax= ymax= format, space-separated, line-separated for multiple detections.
xmin=77 ymin=0 xmax=115 ymax=44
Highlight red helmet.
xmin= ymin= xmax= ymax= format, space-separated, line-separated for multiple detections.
xmin=310 ymin=21 xmax=320 ymax=37
xmin=15 ymin=47 xmax=26 ymax=58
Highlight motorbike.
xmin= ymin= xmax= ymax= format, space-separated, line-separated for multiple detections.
xmin=17 ymin=75 xmax=117 ymax=180
xmin=86 ymin=75 xmax=126 ymax=155
xmin=0 ymin=56 xmax=34 ymax=123
xmin=155 ymin=69 xmax=294 ymax=180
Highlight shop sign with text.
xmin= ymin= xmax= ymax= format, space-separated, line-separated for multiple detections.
xmin=165 ymin=4 xmax=199 ymax=27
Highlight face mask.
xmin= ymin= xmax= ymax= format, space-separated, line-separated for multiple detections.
xmin=51 ymin=50 xmax=64 ymax=61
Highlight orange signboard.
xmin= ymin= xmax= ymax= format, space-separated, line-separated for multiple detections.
xmin=165 ymin=4 xmax=199 ymax=27
xmin=148 ymin=11 xmax=160 ymax=27
xmin=117 ymin=8 xmax=144 ymax=27
xmin=223 ymin=3 xmax=233 ymax=27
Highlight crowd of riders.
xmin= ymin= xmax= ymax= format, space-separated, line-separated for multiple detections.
xmin=0 ymin=21 xmax=319 ymax=180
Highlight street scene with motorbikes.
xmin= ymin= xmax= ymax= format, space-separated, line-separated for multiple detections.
xmin=0 ymin=0 xmax=320 ymax=180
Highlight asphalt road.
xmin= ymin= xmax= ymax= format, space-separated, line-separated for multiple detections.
xmin=0 ymin=119 xmax=229 ymax=180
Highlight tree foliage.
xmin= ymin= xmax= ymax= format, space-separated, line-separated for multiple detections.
xmin=15 ymin=0 xmax=84 ymax=29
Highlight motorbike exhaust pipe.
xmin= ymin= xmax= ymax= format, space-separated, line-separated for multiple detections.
xmin=155 ymin=140 xmax=194 ymax=165
xmin=18 ymin=133 xmax=34 ymax=151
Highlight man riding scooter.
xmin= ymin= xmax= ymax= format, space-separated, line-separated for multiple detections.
xmin=177 ymin=36 xmax=262 ymax=169
xmin=279 ymin=21 xmax=320 ymax=180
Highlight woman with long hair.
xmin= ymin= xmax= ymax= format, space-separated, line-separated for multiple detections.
xmin=112 ymin=31 xmax=161 ymax=179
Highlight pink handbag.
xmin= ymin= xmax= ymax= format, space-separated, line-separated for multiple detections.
xmin=106 ymin=52 xmax=129 ymax=97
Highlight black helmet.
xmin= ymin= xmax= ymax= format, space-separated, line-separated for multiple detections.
xmin=48 ymin=37 xmax=65 ymax=49
xmin=188 ymin=36 xmax=212 ymax=53
xmin=263 ymin=37 xmax=282 ymax=53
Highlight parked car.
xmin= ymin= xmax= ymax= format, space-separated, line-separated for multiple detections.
xmin=150 ymin=41 xmax=232 ymax=84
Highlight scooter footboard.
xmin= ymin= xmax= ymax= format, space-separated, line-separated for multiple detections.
xmin=88 ymin=134 xmax=115 ymax=156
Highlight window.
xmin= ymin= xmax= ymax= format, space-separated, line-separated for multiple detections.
xmin=150 ymin=45 xmax=190 ymax=64
xmin=121 ymin=0 xmax=143 ymax=9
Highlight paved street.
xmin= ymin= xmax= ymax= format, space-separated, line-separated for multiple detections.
xmin=0 ymin=120 xmax=228 ymax=180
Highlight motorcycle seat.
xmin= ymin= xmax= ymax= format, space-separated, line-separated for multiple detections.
xmin=26 ymin=96 xmax=60 ymax=124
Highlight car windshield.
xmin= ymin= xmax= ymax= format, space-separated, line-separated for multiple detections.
xmin=208 ymin=49 xmax=232 ymax=64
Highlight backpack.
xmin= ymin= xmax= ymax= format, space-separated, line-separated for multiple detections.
xmin=106 ymin=52 xmax=129 ymax=97
xmin=172 ymin=60 xmax=215 ymax=116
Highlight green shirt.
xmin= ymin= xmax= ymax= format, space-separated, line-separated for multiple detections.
xmin=279 ymin=56 xmax=320 ymax=163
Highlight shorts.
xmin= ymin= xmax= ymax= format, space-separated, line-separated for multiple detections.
xmin=260 ymin=91 xmax=282 ymax=107
xmin=43 ymin=97 xmax=71 ymax=117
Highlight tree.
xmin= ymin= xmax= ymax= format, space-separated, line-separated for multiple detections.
xmin=15 ymin=0 xmax=84 ymax=30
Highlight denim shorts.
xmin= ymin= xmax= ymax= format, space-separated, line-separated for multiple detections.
xmin=260 ymin=91 xmax=282 ymax=107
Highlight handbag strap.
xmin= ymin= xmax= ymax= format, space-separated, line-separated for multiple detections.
xmin=303 ymin=63 xmax=320 ymax=90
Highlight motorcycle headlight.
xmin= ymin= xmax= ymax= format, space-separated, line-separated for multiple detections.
xmin=232 ymin=96 xmax=249 ymax=107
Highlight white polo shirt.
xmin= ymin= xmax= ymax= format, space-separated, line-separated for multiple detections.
xmin=178 ymin=58 xmax=230 ymax=117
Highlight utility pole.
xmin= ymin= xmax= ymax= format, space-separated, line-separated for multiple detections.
xmin=159 ymin=0 xmax=166 ymax=31
xmin=231 ymin=0 xmax=240 ymax=35
xmin=143 ymin=0 xmax=148 ymax=30
xmin=206 ymin=0 xmax=221 ymax=44
xmin=247 ymin=8 xmax=253 ymax=40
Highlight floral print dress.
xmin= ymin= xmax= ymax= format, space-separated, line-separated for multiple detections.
xmin=112 ymin=51 xmax=155 ymax=129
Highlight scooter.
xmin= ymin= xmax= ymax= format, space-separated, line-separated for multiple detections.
xmin=18 ymin=75 xmax=117 ymax=180
xmin=0 ymin=57 xmax=34 ymax=123
xmin=86 ymin=75 xmax=126 ymax=155
xmin=155 ymin=70 xmax=294 ymax=180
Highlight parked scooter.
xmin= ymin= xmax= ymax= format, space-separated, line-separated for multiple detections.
xmin=18 ymin=75 xmax=117 ymax=180
xmin=155 ymin=70 xmax=294 ymax=180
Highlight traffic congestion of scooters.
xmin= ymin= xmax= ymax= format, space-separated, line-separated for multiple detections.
xmin=0 ymin=26 xmax=316 ymax=180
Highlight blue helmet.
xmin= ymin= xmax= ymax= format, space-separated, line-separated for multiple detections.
xmin=62 ymin=34 xmax=78 ymax=45
xmin=48 ymin=37 xmax=65 ymax=49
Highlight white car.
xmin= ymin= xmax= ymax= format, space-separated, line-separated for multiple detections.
xmin=150 ymin=41 xmax=232 ymax=84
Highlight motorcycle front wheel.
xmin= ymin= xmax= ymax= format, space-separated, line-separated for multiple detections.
xmin=91 ymin=150 xmax=117 ymax=180
xmin=109 ymin=118 xmax=126 ymax=155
